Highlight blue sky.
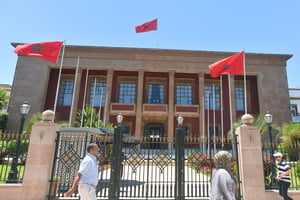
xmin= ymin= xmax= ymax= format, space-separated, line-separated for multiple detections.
xmin=1 ymin=1 xmax=299 ymax=88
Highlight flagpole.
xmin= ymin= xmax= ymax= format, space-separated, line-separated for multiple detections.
xmin=202 ymin=96 xmax=205 ymax=153
xmin=53 ymin=41 xmax=66 ymax=118
xmin=69 ymin=56 xmax=80 ymax=127
xmin=243 ymin=51 xmax=247 ymax=114
xmin=213 ymin=84 xmax=216 ymax=154
xmin=207 ymin=91 xmax=210 ymax=154
xmin=80 ymin=69 xmax=89 ymax=128
xmin=97 ymin=87 xmax=103 ymax=128
xmin=228 ymin=75 xmax=233 ymax=138
xmin=220 ymin=75 xmax=224 ymax=148
xmin=90 ymin=78 xmax=97 ymax=128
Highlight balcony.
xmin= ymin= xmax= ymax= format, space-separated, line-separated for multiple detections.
xmin=143 ymin=104 xmax=168 ymax=115
xmin=175 ymin=105 xmax=199 ymax=116
xmin=110 ymin=103 xmax=136 ymax=114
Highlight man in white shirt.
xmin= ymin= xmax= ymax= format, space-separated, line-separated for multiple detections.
xmin=64 ymin=143 xmax=99 ymax=200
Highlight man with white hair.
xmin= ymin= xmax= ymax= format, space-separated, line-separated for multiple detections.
xmin=273 ymin=152 xmax=293 ymax=200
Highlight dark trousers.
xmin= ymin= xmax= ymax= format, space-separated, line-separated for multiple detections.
xmin=279 ymin=180 xmax=293 ymax=200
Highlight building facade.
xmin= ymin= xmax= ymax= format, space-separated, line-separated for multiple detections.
xmin=289 ymin=88 xmax=300 ymax=123
xmin=7 ymin=44 xmax=292 ymax=138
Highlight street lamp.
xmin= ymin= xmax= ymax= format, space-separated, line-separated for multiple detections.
xmin=264 ymin=111 xmax=276 ymax=188
xmin=116 ymin=113 xmax=123 ymax=125
xmin=7 ymin=101 xmax=30 ymax=183
xmin=177 ymin=115 xmax=184 ymax=127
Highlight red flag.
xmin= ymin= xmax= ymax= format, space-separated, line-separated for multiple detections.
xmin=209 ymin=51 xmax=245 ymax=78
xmin=14 ymin=41 xmax=63 ymax=63
xmin=135 ymin=19 xmax=158 ymax=33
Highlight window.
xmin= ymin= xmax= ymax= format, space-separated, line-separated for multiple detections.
xmin=291 ymin=104 xmax=299 ymax=117
xmin=209 ymin=126 xmax=219 ymax=137
xmin=58 ymin=81 xmax=74 ymax=106
xmin=148 ymin=84 xmax=165 ymax=104
xmin=176 ymin=85 xmax=192 ymax=105
xmin=235 ymin=87 xmax=245 ymax=111
xmin=204 ymin=85 xmax=220 ymax=110
xmin=119 ymin=83 xmax=136 ymax=103
xmin=89 ymin=82 xmax=106 ymax=106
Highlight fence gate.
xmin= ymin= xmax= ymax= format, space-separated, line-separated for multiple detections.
xmin=49 ymin=128 xmax=241 ymax=200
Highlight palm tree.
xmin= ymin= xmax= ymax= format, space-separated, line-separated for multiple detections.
xmin=0 ymin=87 xmax=7 ymax=110
xmin=281 ymin=122 xmax=300 ymax=159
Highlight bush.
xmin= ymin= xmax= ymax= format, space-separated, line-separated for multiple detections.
xmin=0 ymin=112 xmax=8 ymax=132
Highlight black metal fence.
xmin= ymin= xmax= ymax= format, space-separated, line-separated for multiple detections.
xmin=0 ymin=133 xmax=30 ymax=183
xmin=262 ymin=141 xmax=300 ymax=191
xmin=49 ymin=128 xmax=240 ymax=200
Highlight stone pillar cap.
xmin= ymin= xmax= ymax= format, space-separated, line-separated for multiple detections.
xmin=42 ymin=110 xmax=55 ymax=122
xmin=241 ymin=113 xmax=254 ymax=125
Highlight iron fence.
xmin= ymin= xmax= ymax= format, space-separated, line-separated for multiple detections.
xmin=49 ymin=128 xmax=240 ymax=200
xmin=262 ymin=141 xmax=300 ymax=191
xmin=0 ymin=133 xmax=30 ymax=183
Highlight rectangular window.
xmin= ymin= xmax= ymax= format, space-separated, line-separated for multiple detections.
xmin=148 ymin=84 xmax=165 ymax=104
xmin=176 ymin=85 xmax=192 ymax=105
xmin=119 ymin=83 xmax=136 ymax=103
xmin=235 ymin=87 xmax=245 ymax=111
xmin=291 ymin=104 xmax=298 ymax=117
xmin=89 ymin=82 xmax=106 ymax=106
xmin=204 ymin=85 xmax=220 ymax=110
xmin=58 ymin=81 xmax=74 ymax=106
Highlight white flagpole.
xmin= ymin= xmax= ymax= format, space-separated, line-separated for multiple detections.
xmin=207 ymin=91 xmax=210 ymax=154
xmin=97 ymin=87 xmax=103 ymax=128
xmin=243 ymin=51 xmax=247 ymax=114
xmin=80 ymin=69 xmax=89 ymax=128
xmin=213 ymin=85 xmax=216 ymax=153
xmin=220 ymin=75 xmax=224 ymax=148
xmin=68 ymin=56 xmax=80 ymax=127
xmin=53 ymin=41 xmax=66 ymax=117
xmin=90 ymin=77 xmax=97 ymax=128
xmin=202 ymin=96 xmax=205 ymax=153
xmin=228 ymin=75 xmax=233 ymax=137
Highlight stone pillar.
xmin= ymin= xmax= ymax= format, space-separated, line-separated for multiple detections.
xmin=20 ymin=110 xmax=59 ymax=200
xmin=168 ymin=70 xmax=175 ymax=138
xmin=104 ymin=69 xmax=113 ymax=126
xmin=135 ymin=70 xmax=144 ymax=138
xmin=236 ymin=114 xmax=266 ymax=200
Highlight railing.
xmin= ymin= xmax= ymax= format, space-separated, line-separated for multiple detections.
xmin=0 ymin=133 xmax=30 ymax=183
xmin=263 ymin=141 xmax=300 ymax=190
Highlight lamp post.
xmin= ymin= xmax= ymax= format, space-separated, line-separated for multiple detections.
xmin=264 ymin=111 xmax=276 ymax=188
xmin=7 ymin=101 xmax=30 ymax=183
xmin=109 ymin=113 xmax=123 ymax=199
xmin=175 ymin=115 xmax=184 ymax=200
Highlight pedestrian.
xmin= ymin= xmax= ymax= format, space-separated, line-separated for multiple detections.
xmin=273 ymin=152 xmax=293 ymax=200
xmin=64 ymin=143 xmax=99 ymax=200
xmin=210 ymin=150 xmax=237 ymax=200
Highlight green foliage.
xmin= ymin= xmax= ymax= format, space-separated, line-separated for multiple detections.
xmin=0 ymin=112 xmax=8 ymax=132
xmin=281 ymin=122 xmax=300 ymax=147
xmin=24 ymin=112 xmax=42 ymax=134
xmin=232 ymin=114 xmax=281 ymax=138
xmin=74 ymin=105 xmax=114 ymax=130
xmin=0 ymin=87 xmax=7 ymax=110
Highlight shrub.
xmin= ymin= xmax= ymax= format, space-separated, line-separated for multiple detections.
xmin=0 ymin=112 xmax=8 ymax=132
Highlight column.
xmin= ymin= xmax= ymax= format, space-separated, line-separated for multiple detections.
xmin=168 ymin=71 xmax=175 ymax=138
xmin=104 ymin=69 xmax=113 ymax=126
xmin=135 ymin=70 xmax=144 ymax=138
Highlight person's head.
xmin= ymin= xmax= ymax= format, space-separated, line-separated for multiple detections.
xmin=273 ymin=152 xmax=283 ymax=162
xmin=87 ymin=143 xmax=99 ymax=156
xmin=214 ymin=151 xmax=233 ymax=170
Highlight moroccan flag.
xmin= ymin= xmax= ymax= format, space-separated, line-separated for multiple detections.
xmin=14 ymin=41 xmax=64 ymax=63
xmin=209 ymin=51 xmax=245 ymax=78
xmin=135 ymin=19 xmax=158 ymax=33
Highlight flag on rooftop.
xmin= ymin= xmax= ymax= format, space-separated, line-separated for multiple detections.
xmin=135 ymin=19 xmax=158 ymax=33
xmin=209 ymin=51 xmax=245 ymax=78
xmin=14 ymin=41 xmax=64 ymax=63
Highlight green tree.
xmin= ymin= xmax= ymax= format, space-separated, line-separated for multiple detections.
xmin=75 ymin=105 xmax=114 ymax=130
xmin=0 ymin=87 xmax=7 ymax=110
xmin=281 ymin=122 xmax=300 ymax=158
xmin=24 ymin=112 xmax=42 ymax=134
